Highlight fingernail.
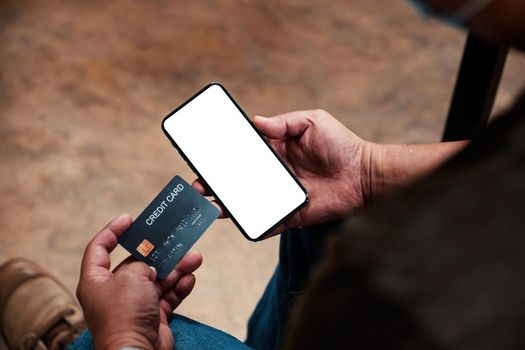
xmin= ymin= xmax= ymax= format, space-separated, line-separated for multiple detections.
xmin=118 ymin=213 xmax=133 ymax=222
xmin=254 ymin=115 xmax=266 ymax=119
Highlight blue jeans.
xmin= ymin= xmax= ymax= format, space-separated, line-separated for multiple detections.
xmin=68 ymin=224 xmax=340 ymax=350
xmin=67 ymin=314 xmax=251 ymax=350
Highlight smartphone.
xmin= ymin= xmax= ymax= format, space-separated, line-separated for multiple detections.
xmin=162 ymin=83 xmax=308 ymax=241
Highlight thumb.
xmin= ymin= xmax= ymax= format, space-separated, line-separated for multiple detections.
xmin=253 ymin=111 xmax=313 ymax=139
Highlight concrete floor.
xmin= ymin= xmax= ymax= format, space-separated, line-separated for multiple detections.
xmin=1 ymin=0 xmax=524 ymax=346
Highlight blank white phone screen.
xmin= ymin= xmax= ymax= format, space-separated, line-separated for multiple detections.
xmin=163 ymin=84 xmax=307 ymax=240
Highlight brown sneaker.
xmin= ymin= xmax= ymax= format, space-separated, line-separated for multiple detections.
xmin=0 ymin=258 xmax=85 ymax=350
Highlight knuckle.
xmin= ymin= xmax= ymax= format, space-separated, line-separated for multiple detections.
xmin=83 ymin=242 xmax=92 ymax=256
xmin=120 ymin=265 xmax=137 ymax=277
xmin=165 ymin=290 xmax=177 ymax=305
xmin=313 ymin=108 xmax=327 ymax=118
xmin=128 ymin=261 xmax=151 ymax=276
xmin=280 ymin=111 xmax=294 ymax=120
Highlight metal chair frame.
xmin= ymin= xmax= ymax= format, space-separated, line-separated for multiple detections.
xmin=442 ymin=32 xmax=508 ymax=142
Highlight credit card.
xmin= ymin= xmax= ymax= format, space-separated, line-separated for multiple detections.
xmin=118 ymin=175 xmax=220 ymax=279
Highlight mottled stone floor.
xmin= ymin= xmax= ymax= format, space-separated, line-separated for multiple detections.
xmin=1 ymin=0 xmax=524 ymax=347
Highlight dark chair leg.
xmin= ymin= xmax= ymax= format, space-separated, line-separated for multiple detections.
xmin=442 ymin=32 xmax=508 ymax=142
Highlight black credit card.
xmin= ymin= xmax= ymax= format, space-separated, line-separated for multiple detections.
xmin=118 ymin=175 xmax=220 ymax=279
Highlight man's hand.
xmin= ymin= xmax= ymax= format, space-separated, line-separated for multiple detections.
xmin=77 ymin=213 xmax=203 ymax=350
xmin=193 ymin=109 xmax=467 ymax=236
xmin=193 ymin=109 xmax=372 ymax=234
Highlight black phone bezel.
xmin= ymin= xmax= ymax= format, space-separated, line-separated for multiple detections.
xmin=161 ymin=83 xmax=309 ymax=242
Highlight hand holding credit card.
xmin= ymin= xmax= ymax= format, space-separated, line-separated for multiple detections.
xmin=118 ymin=175 xmax=220 ymax=279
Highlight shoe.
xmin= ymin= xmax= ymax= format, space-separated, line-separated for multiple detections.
xmin=0 ymin=258 xmax=85 ymax=349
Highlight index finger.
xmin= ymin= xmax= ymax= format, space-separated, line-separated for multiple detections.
xmin=191 ymin=179 xmax=210 ymax=196
xmin=191 ymin=179 xmax=227 ymax=218
xmin=80 ymin=213 xmax=133 ymax=279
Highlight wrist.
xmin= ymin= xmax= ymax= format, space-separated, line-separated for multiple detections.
xmin=94 ymin=330 xmax=154 ymax=350
xmin=360 ymin=141 xmax=384 ymax=205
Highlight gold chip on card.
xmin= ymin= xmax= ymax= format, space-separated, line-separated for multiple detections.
xmin=136 ymin=239 xmax=154 ymax=257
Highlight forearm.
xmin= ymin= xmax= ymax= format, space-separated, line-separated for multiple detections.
xmin=361 ymin=141 xmax=468 ymax=203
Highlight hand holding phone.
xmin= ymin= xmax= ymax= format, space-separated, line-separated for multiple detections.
xmin=192 ymin=108 xmax=369 ymax=234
